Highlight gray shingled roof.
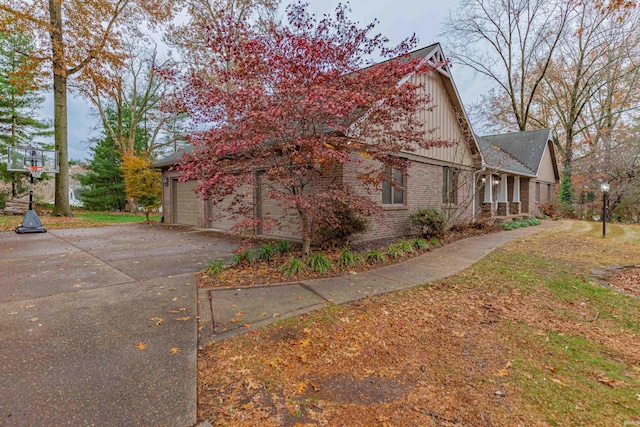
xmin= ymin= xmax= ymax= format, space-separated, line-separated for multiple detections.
xmin=478 ymin=129 xmax=553 ymax=177
xmin=151 ymin=145 xmax=193 ymax=169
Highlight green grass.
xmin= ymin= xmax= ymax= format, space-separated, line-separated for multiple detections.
xmin=0 ymin=210 xmax=160 ymax=231
xmin=75 ymin=212 xmax=161 ymax=223
xmin=508 ymin=324 xmax=640 ymax=426
xmin=546 ymin=274 xmax=640 ymax=332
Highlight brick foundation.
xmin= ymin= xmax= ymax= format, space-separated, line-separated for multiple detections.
xmin=496 ymin=202 xmax=508 ymax=216
xmin=509 ymin=201 xmax=521 ymax=215
xmin=481 ymin=203 xmax=493 ymax=218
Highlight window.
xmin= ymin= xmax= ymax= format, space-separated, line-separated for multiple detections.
xmin=547 ymin=184 xmax=552 ymax=202
xmin=535 ymin=182 xmax=540 ymax=202
xmin=382 ymin=167 xmax=405 ymax=205
xmin=442 ymin=166 xmax=459 ymax=205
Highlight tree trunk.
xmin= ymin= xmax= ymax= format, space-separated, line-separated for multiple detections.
xmin=300 ymin=211 xmax=312 ymax=256
xmin=126 ymin=197 xmax=137 ymax=213
xmin=49 ymin=0 xmax=71 ymax=216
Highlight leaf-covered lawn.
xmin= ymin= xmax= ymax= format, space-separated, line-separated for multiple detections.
xmin=0 ymin=211 xmax=161 ymax=231
xmin=198 ymin=220 xmax=640 ymax=426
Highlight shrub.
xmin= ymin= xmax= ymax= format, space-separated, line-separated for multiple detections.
xmin=367 ymin=249 xmax=387 ymax=264
xmin=205 ymin=259 xmax=225 ymax=275
xmin=314 ymin=200 xmax=369 ymax=247
xmin=0 ymin=190 xmax=9 ymax=209
xmin=308 ymin=253 xmax=334 ymax=273
xmin=276 ymin=240 xmax=292 ymax=254
xmin=556 ymin=201 xmax=578 ymax=219
xmin=430 ymin=238 xmax=441 ymax=246
xmin=409 ymin=208 xmax=447 ymax=238
xmin=337 ymin=247 xmax=360 ymax=268
xmin=278 ymin=256 xmax=306 ymax=277
xmin=387 ymin=243 xmax=405 ymax=259
xmin=257 ymin=244 xmax=276 ymax=261
xmin=231 ymin=250 xmax=255 ymax=267
xmin=398 ymin=239 xmax=415 ymax=253
xmin=539 ymin=202 xmax=558 ymax=218
xmin=412 ymin=237 xmax=429 ymax=250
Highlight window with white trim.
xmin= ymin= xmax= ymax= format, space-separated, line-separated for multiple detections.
xmin=442 ymin=166 xmax=459 ymax=205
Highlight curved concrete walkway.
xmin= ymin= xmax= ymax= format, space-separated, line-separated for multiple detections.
xmin=199 ymin=220 xmax=560 ymax=345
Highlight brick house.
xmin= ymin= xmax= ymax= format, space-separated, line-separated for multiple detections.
xmin=154 ymin=45 xmax=558 ymax=241
xmin=476 ymin=129 xmax=560 ymax=218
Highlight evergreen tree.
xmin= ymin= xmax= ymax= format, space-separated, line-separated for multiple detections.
xmin=0 ymin=31 xmax=52 ymax=197
xmin=77 ymin=136 xmax=126 ymax=211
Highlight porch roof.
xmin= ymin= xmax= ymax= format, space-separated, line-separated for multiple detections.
xmin=478 ymin=129 xmax=552 ymax=178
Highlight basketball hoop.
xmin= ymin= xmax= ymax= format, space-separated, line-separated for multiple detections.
xmin=28 ymin=165 xmax=45 ymax=179
xmin=6 ymin=146 xmax=59 ymax=234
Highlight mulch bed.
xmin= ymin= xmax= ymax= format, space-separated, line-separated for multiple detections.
xmin=197 ymin=222 xmax=503 ymax=289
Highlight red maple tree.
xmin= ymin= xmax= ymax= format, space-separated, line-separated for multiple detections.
xmin=174 ymin=2 xmax=446 ymax=254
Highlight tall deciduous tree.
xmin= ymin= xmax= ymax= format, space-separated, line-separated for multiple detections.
xmin=442 ymin=0 xmax=571 ymax=131
xmin=78 ymin=45 xmax=183 ymax=159
xmin=174 ymin=3 xmax=445 ymax=255
xmin=78 ymin=103 xmax=152 ymax=211
xmin=166 ymin=0 xmax=279 ymax=77
xmin=0 ymin=0 xmax=175 ymax=216
xmin=0 ymin=30 xmax=52 ymax=197
xmin=529 ymin=3 xmax=640 ymax=202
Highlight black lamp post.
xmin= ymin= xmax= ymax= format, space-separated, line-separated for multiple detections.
xmin=601 ymin=182 xmax=610 ymax=237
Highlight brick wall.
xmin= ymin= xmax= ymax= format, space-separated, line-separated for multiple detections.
xmin=526 ymin=180 xmax=556 ymax=216
xmin=344 ymin=158 xmax=474 ymax=242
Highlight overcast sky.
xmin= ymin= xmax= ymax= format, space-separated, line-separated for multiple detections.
xmin=38 ymin=0 xmax=492 ymax=161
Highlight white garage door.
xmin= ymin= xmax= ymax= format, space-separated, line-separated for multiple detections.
xmin=174 ymin=180 xmax=199 ymax=226
xmin=259 ymin=178 xmax=300 ymax=240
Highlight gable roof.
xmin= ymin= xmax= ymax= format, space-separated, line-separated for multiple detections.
xmin=478 ymin=129 xmax=559 ymax=179
xmin=153 ymin=43 xmax=482 ymax=168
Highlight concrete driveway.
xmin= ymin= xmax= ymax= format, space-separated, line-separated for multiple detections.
xmin=0 ymin=224 xmax=236 ymax=426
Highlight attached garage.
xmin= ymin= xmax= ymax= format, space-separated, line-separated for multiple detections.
xmin=171 ymin=180 xmax=200 ymax=226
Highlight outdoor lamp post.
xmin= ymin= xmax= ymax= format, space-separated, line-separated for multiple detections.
xmin=601 ymin=182 xmax=610 ymax=237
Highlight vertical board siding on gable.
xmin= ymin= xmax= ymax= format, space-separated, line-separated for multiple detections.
xmin=401 ymin=72 xmax=473 ymax=167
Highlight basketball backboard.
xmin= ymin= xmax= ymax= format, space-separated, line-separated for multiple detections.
xmin=7 ymin=146 xmax=59 ymax=174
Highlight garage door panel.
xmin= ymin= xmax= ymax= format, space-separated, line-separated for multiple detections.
xmin=260 ymin=179 xmax=300 ymax=240
xmin=209 ymin=184 xmax=253 ymax=231
xmin=174 ymin=180 xmax=199 ymax=226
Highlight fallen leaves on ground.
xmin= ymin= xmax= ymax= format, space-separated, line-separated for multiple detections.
xmin=197 ymin=221 xmax=640 ymax=426
xmin=608 ymin=267 xmax=640 ymax=297
xmin=135 ymin=342 xmax=147 ymax=351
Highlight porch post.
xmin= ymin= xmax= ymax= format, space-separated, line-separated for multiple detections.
xmin=483 ymin=173 xmax=493 ymax=203
xmin=481 ymin=173 xmax=493 ymax=218
xmin=496 ymin=174 xmax=508 ymax=216
xmin=509 ymin=176 xmax=522 ymax=215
